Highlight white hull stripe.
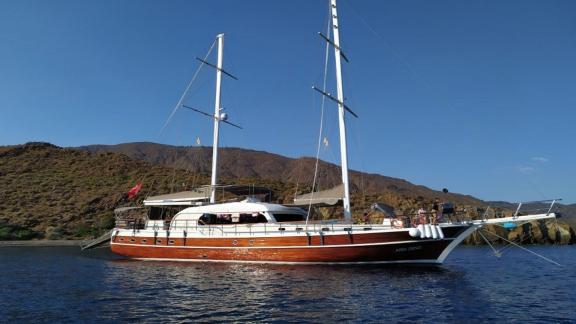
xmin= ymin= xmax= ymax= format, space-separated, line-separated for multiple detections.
xmin=133 ymin=257 xmax=443 ymax=265
xmin=111 ymin=238 xmax=454 ymax=250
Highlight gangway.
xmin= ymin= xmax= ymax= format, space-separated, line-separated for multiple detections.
xmin=80 ymin=230 xmax=112 ymax=250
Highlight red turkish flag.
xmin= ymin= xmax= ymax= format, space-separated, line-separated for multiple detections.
xmin=127 ymin=182 xmax=142 ymax=200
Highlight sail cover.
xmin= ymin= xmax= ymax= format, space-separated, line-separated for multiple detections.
xmin=143 ymin=185 xmax=272 ymax=206
xmin=144 ymin=187 xmax=211 ymax=206
xmin=293 ymin=184 xmax=344 ymax=207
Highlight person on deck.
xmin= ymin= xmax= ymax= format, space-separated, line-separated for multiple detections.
xmin=417 ymin=207 xmax=427 ymax=225
xmin=431 ymin=199 xmax=440 ymax=224
xmin=436 ymin=203 xmax=444 ymax=223
xmin=363 ymin=212 xmax=370 ymax=224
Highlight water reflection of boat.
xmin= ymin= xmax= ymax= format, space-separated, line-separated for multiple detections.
xmin=108 ymin=0 xmax=557 ymax=264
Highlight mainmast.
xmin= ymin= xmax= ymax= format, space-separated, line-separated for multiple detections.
xmin=210 ymin=33 xmax=224 ymax=203
xmin=330 ymin=0 xmax=352 ymax=222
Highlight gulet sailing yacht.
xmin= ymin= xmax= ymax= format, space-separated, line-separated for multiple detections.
xmin=110 ymin=0 xmax=557 ymax=264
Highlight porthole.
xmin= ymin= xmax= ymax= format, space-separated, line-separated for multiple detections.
xmin=248 ymin=240 xmax=255 ymax=246
xmin=129 ymin=238 xmax=135 ymax=242
xmin=232 ymin=240 xmax=238 ymax=246
xmin=141 ymin=239 xmax=147 ymax=243
xmin=156 ymin=239 xmax=162 ymax=244
xmin=119 ymin=238 xmax=124 ymax=242
xmin=168 ymin=240 xmax=175 ymax=245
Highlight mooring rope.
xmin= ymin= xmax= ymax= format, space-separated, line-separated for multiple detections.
xmin=477 ymin=229 xmax=502 ymax=258
xmin=481 ymin=229 xmax=562 ymax=267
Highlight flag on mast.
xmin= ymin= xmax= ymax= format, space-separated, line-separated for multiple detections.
xmin=127 ymin=182 xmax=142 ymax=200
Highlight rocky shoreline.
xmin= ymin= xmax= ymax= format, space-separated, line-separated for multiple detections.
xmin=0 ymin=240 xmax=82 ymax=247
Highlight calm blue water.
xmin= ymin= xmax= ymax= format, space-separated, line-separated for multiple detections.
xmin=0 ymin=246 xmax=574 ymax=323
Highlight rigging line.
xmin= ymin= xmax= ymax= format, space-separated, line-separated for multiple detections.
xmin=159 ymin=38 xmax=217 ymax=136
xmin=349 ymin=117 xmax=367 ymax=204
xmin=481 ymin=229 xmax=562 ymax=267
xmin=142 ymin=178 xmax=156 ymax=202
xmin=477 ymin=229 xmax=502 ymax=258
xmin=524 ymin=177 xmax=548 ymax=201
xmin=306 ymin=2 xmax=333 ymax=228
xmin=342 ymin=0 xmax=459 ymax=113
xmin=169 ymin=131 xmax=186 ymax=193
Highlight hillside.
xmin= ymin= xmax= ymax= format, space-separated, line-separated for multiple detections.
xmin=79 ymin=142 xmax=484 ymax=206
xmin=0 ymin=143 xmax=207 ymax=240
xmin=1 ymin=142 xmax=573 ymax=244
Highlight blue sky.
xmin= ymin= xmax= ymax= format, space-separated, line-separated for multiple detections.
xmin=1 ymin=0 xmax=575 ymax=203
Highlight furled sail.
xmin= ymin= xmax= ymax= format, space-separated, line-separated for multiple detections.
xmin=144 ymin=187 xmax=212 ymax=206
xmin=293 ymin=184 xmax=345 ymax=207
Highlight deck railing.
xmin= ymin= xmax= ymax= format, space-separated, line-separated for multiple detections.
xmin=118 ymin=219 xmax=398 ymax=237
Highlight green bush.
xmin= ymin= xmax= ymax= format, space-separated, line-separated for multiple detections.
xmin=73 ymin=224 xmax=93 ymax=238
xmin=0 ymin=225 xmax=39 ymax=240
xmin=0 ymin=227 xmax=12 ymax=240
xmin=100 ymin=214 xmax=116 ymax=230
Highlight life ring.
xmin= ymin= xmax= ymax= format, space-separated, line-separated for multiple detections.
xmin=392 ymin=219 xmax=404 ymax=229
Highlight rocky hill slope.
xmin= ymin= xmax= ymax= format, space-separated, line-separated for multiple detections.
xmin=1 ymin=142 xmax=573 ymax=244
xmin=0 ymin=143 xmax=205 ymax=240
xmin=79 ymin=142 xmax=484 ymax=206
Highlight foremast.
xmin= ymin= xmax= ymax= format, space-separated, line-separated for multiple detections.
xmin=330 ymin=0 xmax=352 ymax=222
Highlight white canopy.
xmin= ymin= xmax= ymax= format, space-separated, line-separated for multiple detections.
xmin=293 ymin=184 xmax=344 ymax=207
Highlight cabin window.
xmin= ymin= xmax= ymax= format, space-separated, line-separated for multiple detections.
xmin=199 ymin=213 xmax=268 ymax=225
xmin=239 ymin=213 xmax=268 ymax=224
xmin=141 ymin=239 xmax=147 ymax=243
xmin=156 ymin=239 xmax=162 ymax=244
xmin=129 ymin=238 xmax=135 ymax=242
xmin=273 ymin=213 xmax=305 ymax=222
xmin=198 ymin=213 xmax=218 ymax=225
xmin=168 ymin=240 xmax=175 ymax=245
xmin=149 ymin=206 xmax=187 ymax=221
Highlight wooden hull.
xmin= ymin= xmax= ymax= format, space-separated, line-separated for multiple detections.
xmin=110 ymin=225 xmax=472 ymax=264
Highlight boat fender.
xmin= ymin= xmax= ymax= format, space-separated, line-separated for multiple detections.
xmin=502 ymin=222 xmax=517 ymax=229
xmin=436 ymin=225 xmax=445 ymax=239
xmin=408 ymin=227 xmax=420 ymax=238
xmin=431 ymin=225 xmax=438 ymax=239
xmin=424 ymin=224 xmax=432 ymax=238
xmin=418 ymin=224 xmax=425 ymax=239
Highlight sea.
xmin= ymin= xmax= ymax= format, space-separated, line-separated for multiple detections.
xmin=0 ymin=245 xmax=574 ymax=323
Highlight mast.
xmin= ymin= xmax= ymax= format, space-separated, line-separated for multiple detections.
xmin=330 ymin=0 xmax=352 ymax=221
xmin=210 ymin=33 xmax=224 ymax=203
